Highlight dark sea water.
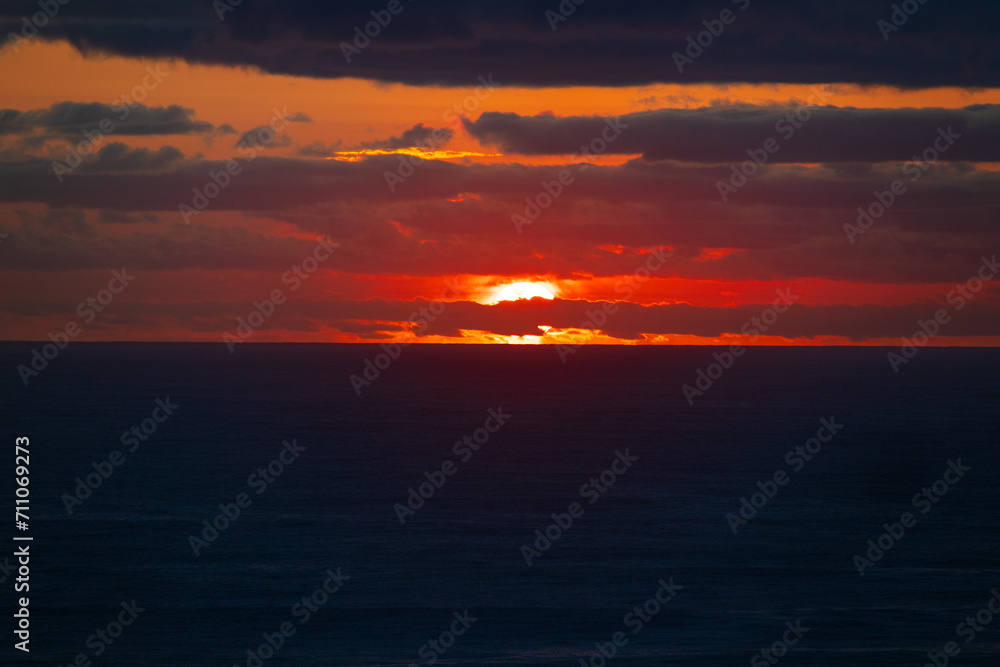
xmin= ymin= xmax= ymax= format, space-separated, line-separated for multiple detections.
xmin=1 ymin=343 xmax=998 ymax=666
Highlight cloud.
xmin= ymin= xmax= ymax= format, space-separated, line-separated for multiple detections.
xmin=77 ymin=143 xmax=185 ymax=173
xmin=298 ymin=140 xmax=343 ymax=157
xmin=360 ymin=123 xmax=452 ymax=150
xmin=236 ymin=129 xmax=292 ymax=149
xmin=202 ymin=123 xmax=239 ymax=147
xmin=464 ymin=105 xmax=1000 ymax=162
xmin=0 ymin=102 xmax=214 ymax=136
xmin=0 ymin=1 xmax=995 ymax=88
xmin=235 ymin=111 xmax=311 ymax=149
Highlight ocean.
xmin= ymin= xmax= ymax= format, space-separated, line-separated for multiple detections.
xmin=2 ymin=343 xmax=998 ymax=666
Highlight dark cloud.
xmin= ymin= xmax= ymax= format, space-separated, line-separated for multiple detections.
xmin=236 ymin=129 xmax=291 ymax=150
xmin=0 ymin=1 xmax=996 ymax=87
xmin=235 ymin=112 xmax=311 ymax=149
xmin=77 ymin=143 xmax=185 ymax=173
xmin=297 ymin=140 xmax=343 ymax=157
xmin=464 ymin=105 xmax=1000 ymax=162
xmin=0 ymin=102 xmax=213 ymax=136
xmin=361 ymin=123 xmax=452 ymax=150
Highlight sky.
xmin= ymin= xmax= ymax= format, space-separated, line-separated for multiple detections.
xmin=1 ymin=0 xmax=998 ymax=346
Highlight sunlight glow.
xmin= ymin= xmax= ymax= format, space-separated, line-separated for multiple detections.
xmin=325 ymin=148 xmax=501 ymax=161
xmin=489 ymin=282 xmax=558 ymax=304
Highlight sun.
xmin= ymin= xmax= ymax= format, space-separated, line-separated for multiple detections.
xmin=489 ymin=281 xmax=557 ymax=304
